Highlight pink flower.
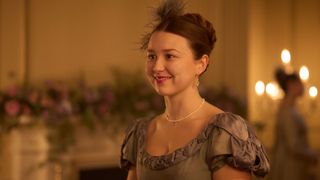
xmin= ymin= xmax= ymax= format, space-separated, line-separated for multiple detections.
xmin=4 ymin=100 xmax=21 ymax=117
xmin=28 ymin=91 xmax=40 ymax=104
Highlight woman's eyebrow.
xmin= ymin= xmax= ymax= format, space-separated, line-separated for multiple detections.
xmin=146 ymin=49 xmax=155 ymax=53
xmin=146 ymin=48 xmax=181 ymax=53
xmin=162 ymin=49 xmax=181 ymax=53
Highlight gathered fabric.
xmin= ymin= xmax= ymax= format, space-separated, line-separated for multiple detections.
xmin=120 ymin=112 xmax=270 ymax=179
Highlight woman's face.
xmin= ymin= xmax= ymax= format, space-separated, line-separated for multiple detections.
xmin=294 ymin=80 xmax=305 ymax=97
xmin=145 ymin=31 xmax=206 ymax=96
xmin=288 ymin=79 xmax=305 ymax=97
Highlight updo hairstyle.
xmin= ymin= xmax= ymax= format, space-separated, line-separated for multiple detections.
xmin=275 ymin=68 xmax=301 ymax=94
xmin=141 ymin=0 xmax=217 ymax=60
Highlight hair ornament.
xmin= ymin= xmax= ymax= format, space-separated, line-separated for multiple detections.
xmin=153 ymin=0 xmax=185 ymax=23
xmin=140 ymin=0 xmax=185 ymax=50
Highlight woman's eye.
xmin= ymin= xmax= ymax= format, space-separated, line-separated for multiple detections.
xmin=147 ymin=54 xmax=157 ymax=61
xmin=165 ymin=54 xmax=175 ymax=60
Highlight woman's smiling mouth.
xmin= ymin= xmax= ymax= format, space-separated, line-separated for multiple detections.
xmin=154 ymin=75 xmax=173 ymax=84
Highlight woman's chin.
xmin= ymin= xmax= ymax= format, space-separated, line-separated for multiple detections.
xmin=153 ymin=87 xmax=174 ymax=96
xmin=155 ymin=90 xmax=171 ymax=96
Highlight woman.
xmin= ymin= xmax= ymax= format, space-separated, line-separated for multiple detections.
xmin=120 ymin=0 xmax=269 ymax=179
xmin=271 ymin=68 xmax=318 ymax=180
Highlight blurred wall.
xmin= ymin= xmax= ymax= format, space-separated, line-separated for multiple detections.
xmin=0 ymin=0 xmax=248 ymax=100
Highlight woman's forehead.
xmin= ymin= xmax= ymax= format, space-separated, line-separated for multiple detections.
xmin=147 ymin=31 xmax=191 ymax=52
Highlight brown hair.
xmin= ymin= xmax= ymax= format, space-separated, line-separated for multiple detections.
xmin=275 ymin=67 xmax=301 ymax=94
xmin=141 ymin=0 xmax=217 ymax=60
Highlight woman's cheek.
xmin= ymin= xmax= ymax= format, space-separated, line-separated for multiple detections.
xmin=145 ymin=63 xmax=153 ymax=76
xmin=166 ymin=63 xmax=181 ymax=76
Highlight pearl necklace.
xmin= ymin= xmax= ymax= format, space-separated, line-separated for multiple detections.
xmin=164 ymin=98 xmax=205 ymax=124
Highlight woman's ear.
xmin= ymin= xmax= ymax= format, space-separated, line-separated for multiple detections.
xmin=196 ymin=55 xmax=209 ymax=75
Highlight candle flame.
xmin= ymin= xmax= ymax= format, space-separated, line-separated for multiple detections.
xmin=281 ymin=49 xmax=291 ymax=64
xmin=299 ymin=66 xmax=309 ymax=81
xmin=309 ymin=86 xmax=318 ymax=98
xmin=255 ymin=81 xmax=265 ymax=96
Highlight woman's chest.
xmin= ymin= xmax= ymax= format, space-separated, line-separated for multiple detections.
xmin=136 ymin=150 xmax=212 ymax=180
xmin=145 ymin=119 xmax=206 ymax=156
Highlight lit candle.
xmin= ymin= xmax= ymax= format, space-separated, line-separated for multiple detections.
xmin=254 ymin=81 xmax=266 ymax=122
xmin=299 ymin=66 xmax=309 ymax=82
xmin=281 ymin=49 xmax=291 ymax=64
xmin=281 ymin=49 xmax=293 ymax=73
xmin=308 ymin=86 xmax=317 ymax=111
xmin=309 ymin=86 xmax=318 ymax=99
xmin=266 ymin=82 xmax=279 ymax=99
xmin=255 ymin=81 xmax=265 ymax=96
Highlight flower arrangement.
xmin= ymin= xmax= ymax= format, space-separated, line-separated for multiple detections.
xmin=0 ymin=81 xmax=113 ymax=161
xmin=0 ymin=68 xmax=246 ymax=162
xmin=0 ymin=69 xmax=164 ymax=162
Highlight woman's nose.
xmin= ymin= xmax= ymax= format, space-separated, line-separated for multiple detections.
xmin=153 ymin=58 xmax=165 ymax=72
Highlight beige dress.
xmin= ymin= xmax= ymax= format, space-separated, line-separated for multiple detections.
xmin=271 ymin=107 xmax=313 ymax=180
xmin=120 ymin=112 xmax=270 ymax=179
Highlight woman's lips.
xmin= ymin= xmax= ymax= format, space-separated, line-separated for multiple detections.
xmin=154 ymin=75 xmax=172 ymax=84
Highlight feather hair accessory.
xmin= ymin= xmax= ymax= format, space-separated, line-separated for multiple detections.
xmin=140 ymin=0 xmax=185 ymax=50
xmin=153 ymin=0 xmax=185 ymax=23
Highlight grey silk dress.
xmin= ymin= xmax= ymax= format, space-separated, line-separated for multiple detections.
xmin=120 ymin=112 xmax=270 ymax=179
xmin=271 ymin=107 xmax=314 ymax=180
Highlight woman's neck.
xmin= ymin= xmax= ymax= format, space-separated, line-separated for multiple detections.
xmin=164 ymin=89 xmax=203 ymax=120
xmin=282 ymin=93 xmax=297 ymax=107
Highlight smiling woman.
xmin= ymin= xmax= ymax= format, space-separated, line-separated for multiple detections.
xmin=145 ymin=31 xmax=203 ymax=96
xmin=120 ymin=0 xmax=270 ymax=180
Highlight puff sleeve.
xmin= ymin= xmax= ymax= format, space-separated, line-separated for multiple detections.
xmin=120 ymin=120 xmax=141 ymax=170
xmin=206 ymin=113 xmax=270 ymax=177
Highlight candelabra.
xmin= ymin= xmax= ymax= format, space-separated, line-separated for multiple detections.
xmin=255 ymin=49 xmax=318 ymax=113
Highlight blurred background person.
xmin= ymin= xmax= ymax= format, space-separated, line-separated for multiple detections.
xmin=270 ymin=68 xmax=318 ymax=180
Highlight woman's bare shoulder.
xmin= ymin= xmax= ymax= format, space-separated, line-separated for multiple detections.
xmin=203 ymin=102 xmax=224 ymax=119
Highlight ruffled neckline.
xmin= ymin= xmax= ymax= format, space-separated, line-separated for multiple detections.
xmin=138 ymin=112 xmax=230 ymax=169
xmin=121 ymin=112 xmax=270 ymax=177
